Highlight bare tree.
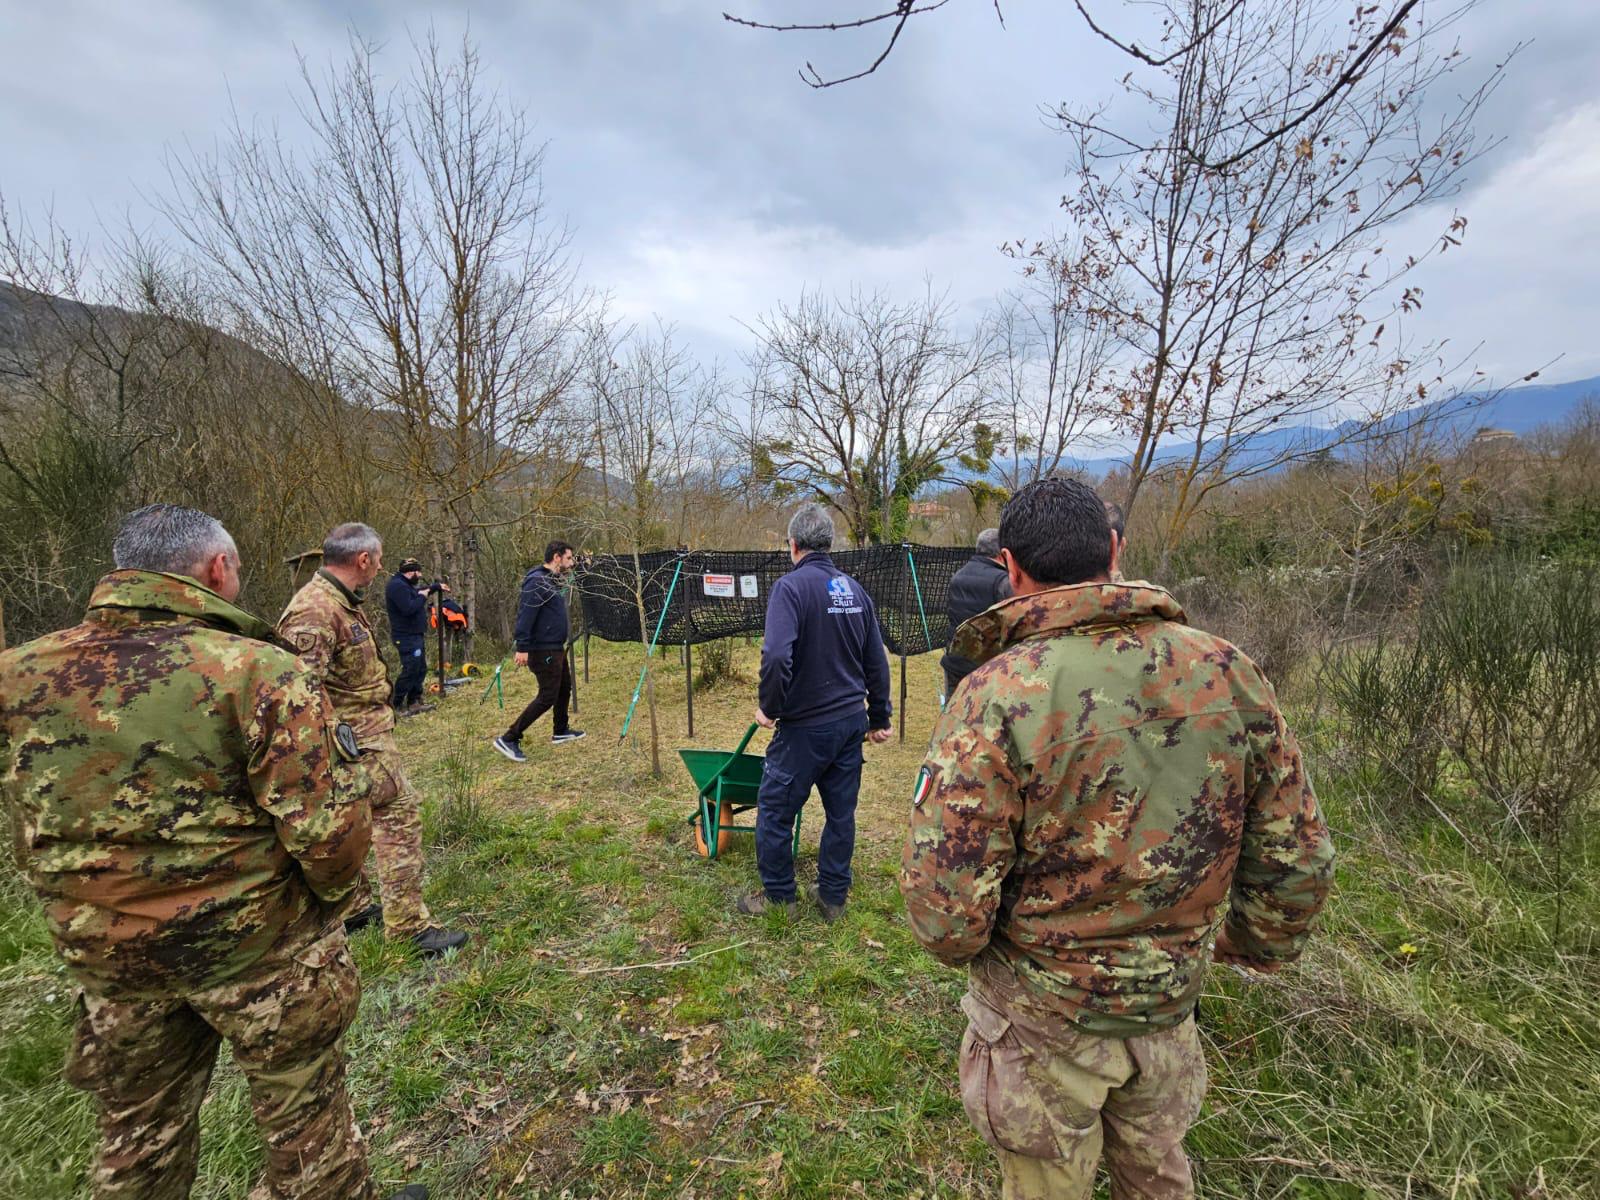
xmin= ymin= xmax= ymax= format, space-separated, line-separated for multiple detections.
xmin=165 ymin=31 xmax=588 ymax=649
xmin=990 ymin=258 xmax=1116 ymax=492
xmin=1020 ymin=0 xmax=1512 ymax=570
xmin=737 ymin=287 xmax=996 ymax=546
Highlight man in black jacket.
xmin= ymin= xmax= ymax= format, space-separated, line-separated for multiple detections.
xmin=385 ymin=557 xmax=436 ymax=715
xmin=940 ymin=528 xmax=1012 ymax=701
xmin=739 ymin=504 xmax=893 ymax=922
xmin=492 ymin=541 xmax=582 ymax=763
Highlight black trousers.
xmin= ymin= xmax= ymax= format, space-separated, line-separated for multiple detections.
xmin=504 ymin=648 xmax=571 ymax=740
xmin=392 ymin=635 xmax=428 ymax=708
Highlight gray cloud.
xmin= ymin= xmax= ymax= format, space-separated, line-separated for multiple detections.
xmin=0 ymin=0 xmax=1591 ymax=389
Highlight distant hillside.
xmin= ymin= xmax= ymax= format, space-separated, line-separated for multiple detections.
xmin=990 ymin=374 xmax=1599 ymax=481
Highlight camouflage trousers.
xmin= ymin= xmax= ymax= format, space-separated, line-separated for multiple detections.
xmin=958 ymin=989 xmax=1207 ymax=1200
xmin=349 ymin=740 xmax=432 ymax=938
xmin=66 ymin=924 xmax=376 ymax=1200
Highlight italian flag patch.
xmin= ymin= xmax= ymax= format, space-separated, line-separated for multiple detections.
xmin=911 ymin=766 xmax=934 ymax=808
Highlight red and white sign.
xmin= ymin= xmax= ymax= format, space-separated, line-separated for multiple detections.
xmin=702 ymin=573 xmax=736 ymax=598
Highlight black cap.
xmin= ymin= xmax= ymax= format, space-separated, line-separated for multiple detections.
xmin=397 ymin=558 xmax=423 ymax=574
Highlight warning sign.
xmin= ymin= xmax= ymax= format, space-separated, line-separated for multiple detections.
xmin=702 ymin=573 xmax=735 ymax=598
xmin=740 ymin=575 xmax=759 ymax=599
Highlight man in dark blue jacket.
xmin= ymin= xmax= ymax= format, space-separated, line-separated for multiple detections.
xmin=939 ymin=528 xmax=1012 ymax=702
xmin=492 ymin=541 xmax=582 ymax=763
xmin=385 ymin=557 xmax=436 ymax=714
xmin=740 ymin=504 xmax=892 ymax=921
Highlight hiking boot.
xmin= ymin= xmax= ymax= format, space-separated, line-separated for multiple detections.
xmin=491 ymin=735 xmax=526 ymax=763
xmin=387 ymin=1186 xmax=428 ymax=1200
xmin=735 ymin=892 xmax=795 ymax=917
xmin=807 ymin=883 xmax=847 ymax=924
xmin=343 ymin=903 xmax=383 ymax=935
xmin=551 ymin=729 xmax=586 ymax=744
xmin=412 ymin=927 xmax=469 ymax=957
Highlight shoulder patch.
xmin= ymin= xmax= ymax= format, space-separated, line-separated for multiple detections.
xmin=911 ymin=765 xmax=934 ymax=808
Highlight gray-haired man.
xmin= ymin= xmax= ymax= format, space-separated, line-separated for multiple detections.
xmin=279 ymin=523 xmax=467 ymax=957
xmin=740 ymin=504 xmax=893 ymax=922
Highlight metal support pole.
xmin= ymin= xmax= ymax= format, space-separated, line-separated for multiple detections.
xmin=435 ymin=590 xmax=446 ymax=698
xmin=899 ymin=653 xmax=908 ymax=743
xmin=685 ymin=641 xmax=694 ymax=738
xmin=583 ymin=631 xmax=590 ymax=682
xmin=567 ymin=632 xmax=580 ymax=714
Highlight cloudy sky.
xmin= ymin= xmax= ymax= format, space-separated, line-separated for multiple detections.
xmin=2 ymin=1 xmax=1595 ymax=392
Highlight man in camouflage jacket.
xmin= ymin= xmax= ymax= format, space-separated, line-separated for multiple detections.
xmin=278 ymin=522 xmax=466 ymax=957
xmin=901 ymin=479 xmax=1334 ymax=1200
xmin=0 ymin=505 xmax=426 ymax=1200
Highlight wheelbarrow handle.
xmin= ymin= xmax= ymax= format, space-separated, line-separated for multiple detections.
xmin=731 ymin=722 xmax=761 ymax=757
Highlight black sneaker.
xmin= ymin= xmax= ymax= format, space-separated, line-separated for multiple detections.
xmin=343 ymin=903 xmax=383 ymax=935
xmin=411 ymin=927 xmax=469 ymax=957
xmin=491 ymin=736 xmax=526 ymax=763
xmin=387 ymin=1186 xmax=428 ymax=1200
xmin=806 ymin=883 xmax=847 ymax=924
xmin=551 ymin=730 xmax=586 ymax=744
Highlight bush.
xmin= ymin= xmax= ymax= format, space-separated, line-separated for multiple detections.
xmin=693 ymin=637 xmax=743 ymax=692
xmin=1323 ymin=555 xmax=1600 ymax=852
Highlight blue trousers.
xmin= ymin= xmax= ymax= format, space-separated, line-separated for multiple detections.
xmin=392 ymin=635 xmax=428 ymax=708
xmin=756 ymin=710 xmax=869 ymax=904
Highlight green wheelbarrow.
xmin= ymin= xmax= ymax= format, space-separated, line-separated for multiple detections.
xmin=679 ymin=723 xmax=800 ymax=860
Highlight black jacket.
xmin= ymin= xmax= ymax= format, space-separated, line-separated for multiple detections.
xmin=940 ymin=554 xmax=1012 ymax=682
xmin=758 ymin=553 xmax=892 ymax=729
xmin=514 ymin=566 xmax=570 ymax=650
xmin=385 ymin=572 xmax=430 ymax=639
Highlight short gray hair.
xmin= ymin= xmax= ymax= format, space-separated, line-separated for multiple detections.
xmin=113 ymin=504 xmax=235 ymax=576
xmin=787 ymin=503 xmax=835 ymax=553
xmin=975 ymin=527 xmax=1001 ymax=557
xmin=322 ymin=522 xmax=383 ymax=566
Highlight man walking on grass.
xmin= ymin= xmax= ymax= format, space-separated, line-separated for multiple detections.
xmin=738 ymin=503 xmax=893 ymax=922
xmin=0 ymin=504 xmax=425 ymax=1199
xmin=901 ymin=477 xmax=1334 ymax=1199
xmin=492 ymin=539 xmax=583 ymax=763
xmin=281 ymin=522 xmax=468 ymax=958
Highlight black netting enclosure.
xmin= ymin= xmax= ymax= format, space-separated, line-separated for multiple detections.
xmin=574 ymin=545 xmax=977 ymax=656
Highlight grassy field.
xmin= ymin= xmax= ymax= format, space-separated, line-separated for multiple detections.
xmin=3 ymin=638 xmax=1598 ymax=1198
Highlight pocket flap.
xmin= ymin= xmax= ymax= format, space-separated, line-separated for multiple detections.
xmin=960 ymin=992 xmax=1013 ymax=1044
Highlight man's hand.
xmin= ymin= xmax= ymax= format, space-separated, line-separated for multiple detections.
xmin=514 ymin=651 xmax=529 ymax=667
xmin=754 ymin=707 xmax=776 ymax=729
xmin=1213 ymin=928 xmax=1283 ymax=975
xmin=867 ymin=727 xmax=893 ymax=744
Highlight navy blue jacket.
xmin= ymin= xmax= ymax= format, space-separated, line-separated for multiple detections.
xmin=758 ymin=553 xmax=892 ymax=730
xmin=514 ymin=566 xmax=570 ymax=650
xmin=385 ymin=572 xmax=430 ymax=639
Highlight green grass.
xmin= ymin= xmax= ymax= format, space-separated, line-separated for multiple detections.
xmin=2 ymin=640 xmax=1597 ymax=1197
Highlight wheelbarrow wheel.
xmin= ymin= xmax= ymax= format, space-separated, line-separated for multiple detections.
xmin=693 ymin=797 xmax=733 ymax=857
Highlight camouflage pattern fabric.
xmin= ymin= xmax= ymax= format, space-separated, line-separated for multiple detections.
xmin=0 ymin=570 xmax=370 ymax=998
xmin=278 ymin=570 xmax=396 ymax=747
xmin=355 ymin=737 xmax=432 ymax=938
xmin=279 ymin=573 xmax=432 ymax=938
xmin=67 ymin=924 xmax=376 ymax=1200
xmin=959 ymin=983 xmax=1205 ymax=1199
xmin=901 ymin=581 xmax=1334 ymax=1037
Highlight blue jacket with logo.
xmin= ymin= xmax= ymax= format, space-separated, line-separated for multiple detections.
xmin=758 ymin=553 xmax=892 ymax=729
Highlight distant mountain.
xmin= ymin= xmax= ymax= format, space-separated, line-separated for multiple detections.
xmin=989 ymin=374 xmax=1598 ymax=481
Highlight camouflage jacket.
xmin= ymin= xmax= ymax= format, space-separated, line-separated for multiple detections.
xmin=279 ymin=569 xmax=395 ymax=748
xmin=0 ymin=571 xmax=370 ymax=998
xmin=900 ymin=581 xmax=1334 ymax=1036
